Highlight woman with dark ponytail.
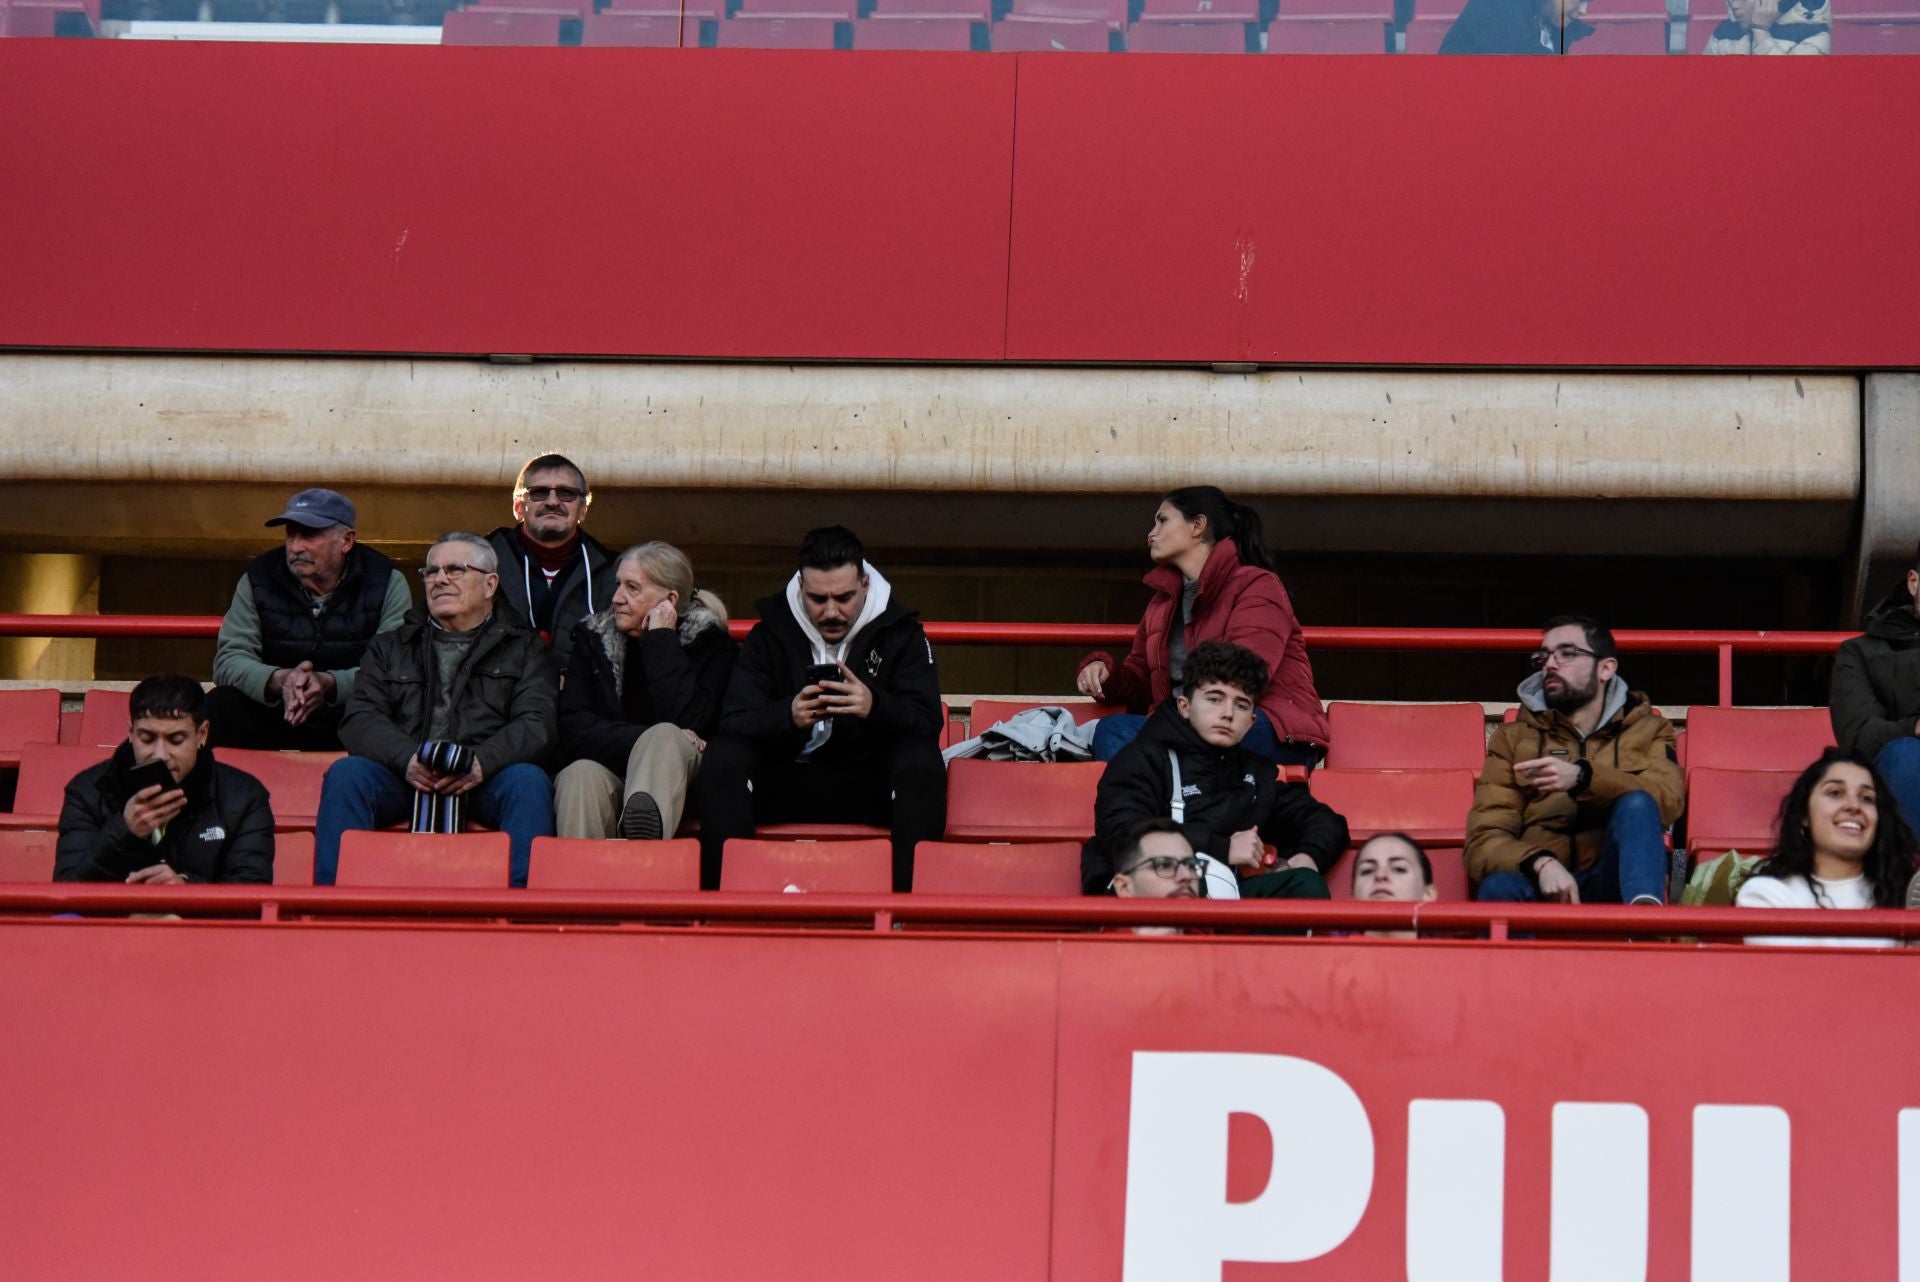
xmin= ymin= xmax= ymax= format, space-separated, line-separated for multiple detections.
xmin=1077 ymin=486 xmax=1329 ymax=766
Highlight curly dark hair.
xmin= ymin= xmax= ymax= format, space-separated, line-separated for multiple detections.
xmin=1751 ymin=747 xmax=1916 ymax=908
xmin=1180 ymin=641 xmax=1270 ymax=703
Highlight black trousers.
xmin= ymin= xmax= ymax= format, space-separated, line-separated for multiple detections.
xmin=694 ymin=732 xmax=947 ymax=892
xmin=205 ymin=684 xmax=346 ymax=753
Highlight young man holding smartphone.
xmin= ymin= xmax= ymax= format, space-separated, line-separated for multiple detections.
xmin=55 ymin=674 xmax=276 ymax=884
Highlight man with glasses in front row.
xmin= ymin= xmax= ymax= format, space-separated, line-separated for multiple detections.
xmin=486 ymin=453 xmax=618 ymax=668
xmin=1107 ymin=819 xmax=1202 ymax=935
xmin=314 ymin=532 xmax=559 ymax=888
xmin=1467 ymin=614 xmax=1683 ymax=906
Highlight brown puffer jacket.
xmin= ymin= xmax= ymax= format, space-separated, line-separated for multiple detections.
xmin=1465 ymin=674 xmax=1684 ymax=882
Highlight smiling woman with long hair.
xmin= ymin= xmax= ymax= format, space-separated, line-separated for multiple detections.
xmin=1734 ymin=748 xmax=1917 ymax=946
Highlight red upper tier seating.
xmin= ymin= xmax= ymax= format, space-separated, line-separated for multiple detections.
xmin=945 ymin=760 xmax=1102 ymax=841
xmin=582 ymin=11 xmax=702 ymax=44
xmin=1324 ymin=701 xmax=1486 ymax=771
xmin=1682 ymin=706 xmax=1834 ymax=777
xmin=441 ymin=8 xmax=566 ymax=42
xmin=912 ymin=840 xmax=1082 ymax=895
xmin=720 ymin=838 xmax=892 ymax=893
xmin=335 ymin=831 xmax=512 ymax=888
xmin=1266 ymin=13 xmax=1391 ymax=51
xmin=854 ymin=16 xmax=980 ymax=46
xmin=715 ymin=16 xmax=844 ymax=44
xmin=1125 ymin=19 xmax=1250 ymax=48
xmin=0 ymin=688 xmax=59 ymax=768
xmin=1138 ymin=0 xmax=1258 ymax=19
xmin=1833 ymin=17 xmax=1920 ymax=50
xmin=527 ymin=836 xmax=701 ymax=891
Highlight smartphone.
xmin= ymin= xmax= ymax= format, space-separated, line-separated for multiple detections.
xmin=125 ymin=758 xmax=178 ymax=797
xmin=803 ymin=662 xmax=842 ymax=686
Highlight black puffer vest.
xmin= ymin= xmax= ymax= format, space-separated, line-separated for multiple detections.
xmin=247 ymin=544 xmax=396 ymax=673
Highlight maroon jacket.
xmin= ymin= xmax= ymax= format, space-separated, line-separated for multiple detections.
xmin=1078 ymin=538 xmax=1330 ymax=751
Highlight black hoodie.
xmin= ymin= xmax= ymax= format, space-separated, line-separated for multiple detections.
xmin=1082 ymin=699 xmax=1349 ymax=894
xmin=1831 ymin=585 xmax=1920 ymax=760
xmin=55 ymin=741 xmax=275 ymax=884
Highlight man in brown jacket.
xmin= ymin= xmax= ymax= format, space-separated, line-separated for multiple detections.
xmin=1467 ymin=615 xmax=1683 ymax=905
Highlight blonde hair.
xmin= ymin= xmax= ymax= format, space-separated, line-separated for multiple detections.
xmin=618 ymin=541 xmax=727 ymax=624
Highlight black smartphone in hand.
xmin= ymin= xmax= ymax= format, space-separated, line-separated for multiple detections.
xmin=803 ymin=662 xmax=842 ymax=686
xmin=125 ymin=758 xmax=177 ymax=797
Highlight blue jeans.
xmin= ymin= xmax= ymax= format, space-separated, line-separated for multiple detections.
xmin=1091 ymin=710 xmax=1319 ymax=769
xmin=1875 ymin=738 xmax=1920 ymax=841
xmin=314 ymin=756 xmax=554 ymax=888
xmin=1476 ymin=789 xmax=1667 ymax=904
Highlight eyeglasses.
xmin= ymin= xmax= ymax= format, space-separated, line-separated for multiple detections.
xmin=1530 ymin=644 xmax=1598 ymax=669
xmin=519 ymin=486 xmax=584 ymax=504
xmin=418 ymin=563 xmax=490 ymax=583
xmin=1120 ymin=855 xmax=1202 ymax=880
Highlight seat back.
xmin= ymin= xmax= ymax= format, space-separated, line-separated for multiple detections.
xmin=274 ymin=831 xmax=315 ymax=887
xmin=1307 ymin=767 xmax=1475 ymax=845
xmin=991 ymin=14 xmax=1114 ymax=45
xmin=218 ymin=749 xmax=339 ymax=829
xmin=944 ymin=759 xmax=1103 ymax=841
xmin=912 ymin=841 xmax=1081 ymax=895
xmin=527 ymin=837 xmax=701 ymax=891
xmin=10 ymin=743 xmax=111 ymax=820
xmin=0 ymin=689 xmax=60 ymax=761
xmin=714 ymin=15 xmax=844 ymax=43
xmin=335 ymin=831 xmax=512 ymax=888
xmin=0 ymin=829 xmax=57 ymax=883
xmin=720 ymin=838 xmax=891 ymax=893
xmin=76 ymin=688 xmax=131 ymax=747
xmin=1683 ymin=707 xmax=1834 ymax=777
xmin=440 ymin=8 xmax=566 ymax=43
xmin=1324 ymin=702 xmax=1486 ymax=771
xmin=1685 ymin=768 xmax=1795 ymax=856
xmin=854 ymin=16 xmax=980 ymax=48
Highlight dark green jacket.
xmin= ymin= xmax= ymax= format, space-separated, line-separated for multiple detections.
xmin=1831 ymin=587 xmax=1920 ymax=760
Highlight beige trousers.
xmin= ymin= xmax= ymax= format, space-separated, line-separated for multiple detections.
xmin=553 ymin=722 xmax=702 ymax=840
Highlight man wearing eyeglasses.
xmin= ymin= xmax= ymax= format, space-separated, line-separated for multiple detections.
xmin=206 ymin=488 xmax=412 ymax=751
xmin=1467 ymin=614 xmax=1682 ymax=906
xmin=315 ymin=532 xmax=560 ymax=887
xmin=486 ymin=453 xmax=617 ymax=668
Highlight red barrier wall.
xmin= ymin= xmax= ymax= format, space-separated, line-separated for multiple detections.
xmin=2 ymin=45 xmax=1918 ymax=366
xmin=1 ymin=920 xmax=1914 ymax=1278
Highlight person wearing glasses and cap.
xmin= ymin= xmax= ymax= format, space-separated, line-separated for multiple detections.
xmin=486 ymin=454 xmax=618 ymax=669
xmin=1467 ymin=615 xmax=1683 ymax=906
xmin=207 ymin=487 xmax=412 ymax=752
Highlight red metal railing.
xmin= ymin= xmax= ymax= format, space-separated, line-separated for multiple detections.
xmin=0 ymin=614 xmax=1854 ymax=707
xmin=1 ymin=883 xmax=1914 ymax=942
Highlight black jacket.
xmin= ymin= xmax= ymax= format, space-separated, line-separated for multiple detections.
xmin=560 ymin=603 xmax=738 ymax=775
xmin=1831 ymin=586 xmax=1920 ymax=760
xmin=1082 ymin=699 xmax=1349 ymax=894
xmin=55 ymin=742 xmax=275 ymax=884
xmin=341 ymin=608 xmax=560 ymax=778
xmin=486 ymin=525 xmax=618 ymax=668
xmin=719 ymin=589 xmax=942 ymax=765
xmin=1439 ymin=0 xmax=1591 ymax=51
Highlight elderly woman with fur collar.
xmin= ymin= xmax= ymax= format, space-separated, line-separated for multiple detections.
xmin=554 ymin=542 xmax=737 ymax=841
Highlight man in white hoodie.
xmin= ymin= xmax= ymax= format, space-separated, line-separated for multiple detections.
xmin=695 ymin=526 xmax=946 ymax=891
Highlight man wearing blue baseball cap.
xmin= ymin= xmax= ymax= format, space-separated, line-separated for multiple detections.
xmin=207 ymin=488 xmax=412 ymax=751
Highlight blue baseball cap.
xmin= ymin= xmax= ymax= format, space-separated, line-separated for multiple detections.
xmin=265 ymin=488 xmax=356 ymax=530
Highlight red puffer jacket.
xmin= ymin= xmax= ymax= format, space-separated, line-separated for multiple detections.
xmin=1077 ymin=538 xmax=1330 ymax=751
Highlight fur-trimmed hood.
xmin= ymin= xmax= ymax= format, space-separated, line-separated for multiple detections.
xmin=580 ymin=600 xmax=728 ymax=702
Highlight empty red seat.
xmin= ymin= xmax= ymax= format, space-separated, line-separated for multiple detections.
xmin=912 ymin=841 xmax=1082 ymax=895
xmin=0 ymin=689 xmax=59 ymax=767
xmin=218 ymin=749 xmax=339 ymax=831
xmin=441 ymin=8 xmax=566 ymax=43
xmin=966 ymin=698 xmax=1115 ymax=737
xmin=1 ymin=0 xmax=88 ymax=34
xmin=1833 ymin=17 xmax=1920 ymax=49
xmin=720 ymin=838 xmax=891 ymax=893
xmin=945 ymin=759 xmax=1102 ymax=841
xmin=1325 ymin=844 xmax=1469 ymax=903
xmin=274 ymin=831 xmax=315 ymax=887
xmin=1324 ymin=701 xmax=1486 ymax=771
xmin=1266 ymin=16 xmax=1389 ymax=50
xmin=76 ymin=688 xmax=130 ymax=747
xmin=1401 ymin=1 xmax=1462 ymax=51
xmin=1307 ymin=767 xmax=1474 ymax=845
xmin=583 ymin=11 xmax=702 ymax=43
xmin=1126 ymin=19 xmax=1250 ymax=47
xmin=0 ymin=830 xmax=56 ymax=883
xmin=872 ymin=0 xmax=989 ymax=15
xmin=715 ymin=15 xmax=843 ymax=44
xmin=1567 ymin=14 xmax=1668 ymax=50
xmin=1139 ymin=0 xmax=1257 ymax=18
xmin=854 ymin=15 xmax=979 ymax=45
xmin=991 ymin=15 xmax=1113 ymax=44
xmin=335 ymin=831 xmax=512 ymax=888
xmin=2 ymin=743 xmax=109 ymax=828
xmin=1682 ymin=706 xmax=1834 ymax=778
xmin=1685 ymin=768 xmax=1795 ymax=857
xmin=527 ymin=836 xmax=701 ymax=891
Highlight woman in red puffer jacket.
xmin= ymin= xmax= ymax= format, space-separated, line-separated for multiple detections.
xmin=1077 ymin=486 xmax=1329 ymax=767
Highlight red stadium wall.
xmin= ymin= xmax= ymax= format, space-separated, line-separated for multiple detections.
xmin=2 ymin=919 xmax=1916 ymax=1278
xmin=2 ymin=43 xmax=1917 ymax=367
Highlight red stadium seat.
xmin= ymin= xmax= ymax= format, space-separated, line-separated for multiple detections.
xmin=274 ymin=831 xmax=315 ymax=887
xmin=76 ymin=688 xmax=130 ymax=747
xmin=720 ymin=838 xmax=892 ymax=893
xmin=1326 ymin=844 xmax=1469 ymax=903
xmin=912 ymin=841 xmax=1082 ymax=895
xmin=736 ymin=0 xmax=854 ymax=16
xmin=0 ymin=829 xmax=56 ymax=883
xmin=1567 ymin=0 xmax=1668 ymax=53
xmin=1324 ymin=701 xmax=1486 ymax=771
xmin=1125 ymin=19 xmax=1250 ymax=47
xmin=991 ymin=15 xmax=1113 ymax=44
xmin=1 ymin=0 xmax=89 ymax=34
xmin=854 ymin=15 xmax=979 ymax=46
xmin=1004 ymin=0 xmax=1125 ymax=20
xmin=1267 ymin=16 xmax=1390 ymax=50
xmin=1307 ymin=767 xmax=1474 ymax=845
xmin=218 ymin=749 xmax=340 ymax=831
xmin=1138 ymin=0 xmax=1256 ymax=18
xmin=1685 ymin=768 xmax=1794 ymax=857
xmin=1833 ymin=17 xmax=1920 ymax=49
xmin=715 ymin=15 xmax=844 ymax=44
xmin=1401 ymin=0 xmax=1462 ymax=51
xmin=0 ymin=689 xmax=59 ymax=767
xmin=945 ymin=759 xmax=1103 ymax=841
xmin=441 ymin=8 xmax=566 ymax=43
xmin=872 ymin=0 xmax=988 ymax=15
xmin=582 ymin=11 xmax=702 ymax=43
xmin=2 ymin=743 xmax=109 ymax=828
xmin=1682 ymin=706 xmax=1834 ymax=777
xmin=527 ymin=836 xmax=701 ymax=891
xmin=335 ymin=831 xmax=512 ymax=888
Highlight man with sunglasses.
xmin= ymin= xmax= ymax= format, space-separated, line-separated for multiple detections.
xmin=315 ymin=532 xmax=559 ymax=887
xmin=1467 ymin=615 xmax=1682 ymax=906
xmin=486 ymin=453 xmax=617 ymax=668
